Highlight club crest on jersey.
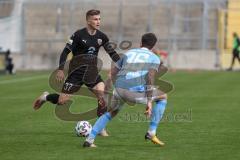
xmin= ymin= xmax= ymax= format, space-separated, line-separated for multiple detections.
xmin=97 ymin=39 xmax=102 ymax=45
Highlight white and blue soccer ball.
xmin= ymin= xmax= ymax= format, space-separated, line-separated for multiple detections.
xmin=75 ymin=121 xmax=92 ymax=137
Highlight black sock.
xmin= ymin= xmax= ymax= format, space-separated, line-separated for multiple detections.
xmin=46 ymin=93 xmax=59 ymax=104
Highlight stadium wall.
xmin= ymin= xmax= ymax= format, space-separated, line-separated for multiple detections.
xmin=0 ymin=0 xmax=229 ymax=70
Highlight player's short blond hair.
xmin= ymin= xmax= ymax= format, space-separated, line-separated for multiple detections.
xmin=86 ymin=9 xmax=100 ymax=20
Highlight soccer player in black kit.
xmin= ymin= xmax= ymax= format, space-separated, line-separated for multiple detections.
xmin=33 ymin=10 xmax=119 ymax=136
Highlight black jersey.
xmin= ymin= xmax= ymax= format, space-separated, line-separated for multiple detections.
xmin=59 ymin=28 xmax=119 ymax=71
xmin=67 ymin=28 xmax=108 ymax=56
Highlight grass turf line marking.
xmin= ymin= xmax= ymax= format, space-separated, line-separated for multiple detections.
xmin=0 ymin=75 xmax=48 ymax=84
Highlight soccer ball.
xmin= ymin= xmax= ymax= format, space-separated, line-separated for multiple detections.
xmin=75 ymin=121 xmax=92 ymax=137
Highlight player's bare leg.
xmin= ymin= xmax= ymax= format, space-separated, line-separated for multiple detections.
xmin=57 ymin=93 xmax=71 ymax=105
xmin=33 ymin=92 xmax=70 ymax=110
xmin=92 ymin=82 xmax=109 ymax=136
xmin=92 ymin=82 xmax=107 ymax=116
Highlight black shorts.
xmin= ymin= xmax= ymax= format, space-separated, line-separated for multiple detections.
xmin=61 ymin=69 xmax=103 ymax=94
xmin=233 ymin=49 xmax=240 ymax=57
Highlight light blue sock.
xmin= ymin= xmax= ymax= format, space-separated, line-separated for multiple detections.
xmin=87 ymin=112 xmax=112 ymax=142
xmin=148 ymin=99 xmax=167 ymax=135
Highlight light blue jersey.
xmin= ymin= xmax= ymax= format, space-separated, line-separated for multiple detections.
xmin=115 ymin=47 xmax=160 ymax=92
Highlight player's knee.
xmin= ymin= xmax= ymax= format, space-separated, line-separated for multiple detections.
xmin=162 ymin=94 xmax=167 ymax=100
xmin=109 ymin=109 xmax=119 ymax=118
xmin=110 ymin=110 xmax=118 ymax=118
xmin=94 ymin=82 xmax=105 ymax=91
xmin=157 ymin=94 xmax=167 ymax=100
xmin=92 ymin=84 xmax=105 ymax=98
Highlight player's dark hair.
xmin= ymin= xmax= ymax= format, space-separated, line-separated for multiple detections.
xmin=141 ymin=33 xmax=157 ymax=49
xmin=233 ymin=32 xmax=238 ymax=38
xmin=86 ymin=9 xmax=100 ymax=20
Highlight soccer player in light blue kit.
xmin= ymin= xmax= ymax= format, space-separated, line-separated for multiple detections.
xmin=83 ymin=33 xmax=168 ymax=147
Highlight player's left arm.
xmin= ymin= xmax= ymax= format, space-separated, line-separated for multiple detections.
xmin=110 ymin=65 xmax=120 ymax=84
xmin=102 ymin=35 xmax=120 ymax=63
xmin=104 ymin=55 xmax=123 ymax=92
xmin=104 ymin=67 xmax=119 ymax=91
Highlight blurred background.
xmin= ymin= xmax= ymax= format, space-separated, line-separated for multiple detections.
xmin=0 ymin=0 xmax=239 ymax=71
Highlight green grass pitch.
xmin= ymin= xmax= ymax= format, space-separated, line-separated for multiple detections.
xmin=0 ymin=70 xmax=240 ymax=160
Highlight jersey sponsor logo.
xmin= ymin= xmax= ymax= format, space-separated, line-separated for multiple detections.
xmin=97 ymin=39 xmax=102 ymax=45
xmin=88 ymin=47 xmax=96 ymax=54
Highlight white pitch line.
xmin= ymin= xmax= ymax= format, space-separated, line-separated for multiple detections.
xmin=0 ymin=75 xmax=48 ymax=84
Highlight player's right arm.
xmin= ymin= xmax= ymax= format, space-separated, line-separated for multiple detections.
xmin=56 ymin=47 xmax=70 ymax=82
xmin=56 ymin=33 xmax=77 ymax=82
xmin=145 ymin=54 xmax=161 ymax=117
xmin=145 ymin=68 xmax=157 ymax=118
